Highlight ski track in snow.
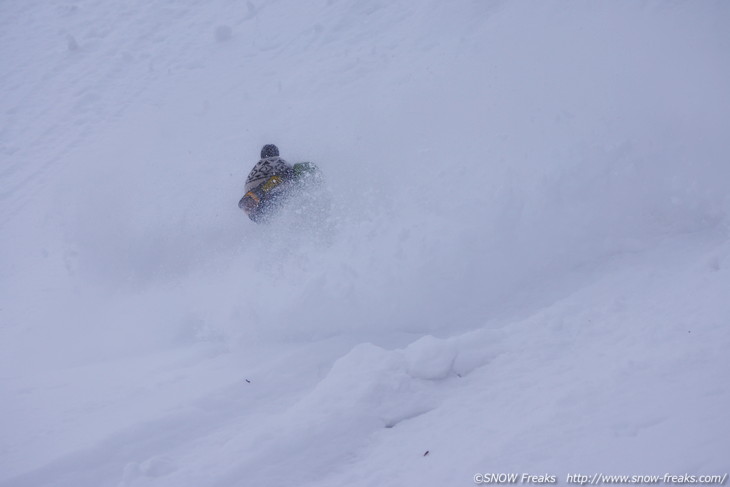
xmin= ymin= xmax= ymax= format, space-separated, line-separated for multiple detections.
xmin=1 ymin=1 xmax=730 ymax=486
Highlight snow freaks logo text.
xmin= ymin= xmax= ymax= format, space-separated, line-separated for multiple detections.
xmin=474 ymin=474 xmax=558 ymax=484
xmin=473 ymin=474 xmax=729 ymax=486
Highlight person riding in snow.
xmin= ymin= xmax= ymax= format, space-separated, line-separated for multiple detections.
xmin=238 ymin=144 xmax=325 ymax=223
xmin=238 ymin=144 xmax=294 ymax=222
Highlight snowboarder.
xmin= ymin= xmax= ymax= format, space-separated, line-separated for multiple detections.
xmin=238 ymin=144 xmax=323 ymax=223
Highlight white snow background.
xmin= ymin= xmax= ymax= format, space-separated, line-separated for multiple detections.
xmin=1 ymin=1 xmax=729 ymax=486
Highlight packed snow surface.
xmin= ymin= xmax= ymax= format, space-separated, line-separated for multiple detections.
xmin=1 ymin=1 xmax=729 ymax=486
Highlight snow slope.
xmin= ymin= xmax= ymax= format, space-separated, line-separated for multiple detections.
xmin=1 ymin=1 xmax=729 ymax=486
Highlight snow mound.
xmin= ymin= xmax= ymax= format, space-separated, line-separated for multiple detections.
xmin=294 ymin=343 xmax=439 ymax=430
xmin=403 ymin=335 xmax=457 ymax=380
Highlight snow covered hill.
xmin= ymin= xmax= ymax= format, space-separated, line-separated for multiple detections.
xmin=1 ymin=1 xmax=729 ymax=486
